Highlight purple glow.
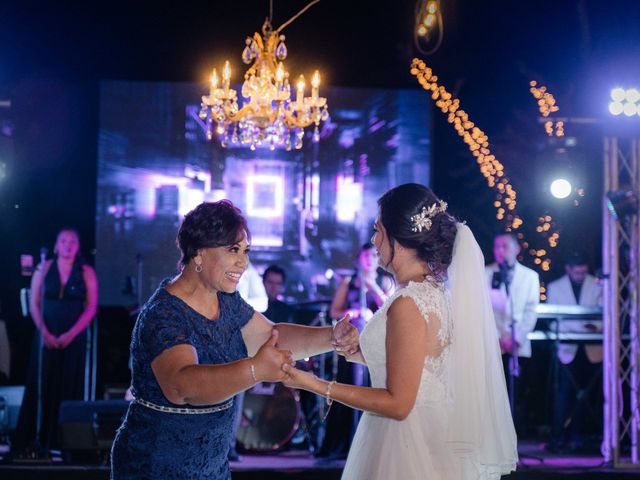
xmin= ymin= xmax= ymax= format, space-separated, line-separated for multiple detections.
xmin=336 ymin=174 xmax=363 ymax=222
xmin=246 ymin=174 xmax=285 ymax=218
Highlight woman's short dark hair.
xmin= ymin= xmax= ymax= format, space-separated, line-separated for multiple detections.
xmin=177 ymin=200 xmax=250 ymax=267
xmin=377 ymin=183 xmax=457 ymax=281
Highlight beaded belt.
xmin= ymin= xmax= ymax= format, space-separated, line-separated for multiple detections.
xmin=135 ymin=397 xmax=233 ymax=415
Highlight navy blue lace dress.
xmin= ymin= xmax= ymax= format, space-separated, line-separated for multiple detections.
xmin=111 ymin=280 xmax=254 ymax=479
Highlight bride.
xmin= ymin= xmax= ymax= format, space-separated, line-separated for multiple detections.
xmin=283 ymin=183 xmax=518 ymax=479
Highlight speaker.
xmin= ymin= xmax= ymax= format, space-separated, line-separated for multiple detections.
xmin=0 ymin=385 xmax=25 ymax=432
xmin=58 ymin=400 xmax=129 ymax=451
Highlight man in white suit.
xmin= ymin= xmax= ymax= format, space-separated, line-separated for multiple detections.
xmin=546 ymin=252 xmax=602 ymax=452
xmin=485 ymin=233 xmax=540 ymax=433
xmin=485 ymin=233 xmax=540 ymax=359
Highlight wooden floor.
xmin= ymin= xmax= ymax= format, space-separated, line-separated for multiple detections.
xmin=2 ymin=442 xmax=640 ymax=479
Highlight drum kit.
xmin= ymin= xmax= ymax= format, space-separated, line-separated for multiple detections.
xmin=236 ymin=299 xmax=336 ymax=452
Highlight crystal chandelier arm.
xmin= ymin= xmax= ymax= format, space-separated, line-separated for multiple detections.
xmin=275 ymin=0 xmax=321 ymax=33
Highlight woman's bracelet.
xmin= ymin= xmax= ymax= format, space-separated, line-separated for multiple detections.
xmin=322 ymin=380 xmax=337 ymax=421
xmin=250 ymin=363 xmax=258 ymax=383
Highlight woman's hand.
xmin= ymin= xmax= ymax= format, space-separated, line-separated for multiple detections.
xmin=332 ymin=314 xmax=360 ymax=355
xmin=253 ymin=330 xmax=295 ymax=383
xmin=281 ymin=363 xmax=321 ymax=392
xmin=42 ymin=330 xmax=59 ymax=349
xmin=56 ymin=331 xmax=77 ymax=349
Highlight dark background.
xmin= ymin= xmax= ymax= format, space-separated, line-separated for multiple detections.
xmin=0 ymin=0 xmax=639 ymax=391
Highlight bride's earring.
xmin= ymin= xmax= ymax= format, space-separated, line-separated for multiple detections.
xmin=195 ymin=263 xmax=203 ymax=273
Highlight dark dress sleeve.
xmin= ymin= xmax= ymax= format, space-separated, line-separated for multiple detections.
xmin=138 ymin=302 xmax=194 ymax=362
xmin=221 ymin=291 xmax=254 ymax=329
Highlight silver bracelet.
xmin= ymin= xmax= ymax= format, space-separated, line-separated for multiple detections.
xmin=250 ymin=363 xmax=258 ymax=383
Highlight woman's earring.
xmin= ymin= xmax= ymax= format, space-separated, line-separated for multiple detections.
xmin=195 ymin=263 xmax=203 ymax=273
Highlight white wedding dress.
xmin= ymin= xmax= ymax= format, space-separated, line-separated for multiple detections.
xmin=342 ymin=279 xmax=465 ymax=479
xmin=342 ymin=251 xmax=517 ymax=480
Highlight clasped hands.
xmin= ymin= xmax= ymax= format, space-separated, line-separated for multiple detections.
xmin=252 ymin=315 xmax=359 ymax=385
xmin=42 ymin=329 xmax=76 ymax=349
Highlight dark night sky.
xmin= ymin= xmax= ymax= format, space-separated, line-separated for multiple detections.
xmin=0 ymin=0 xmax=639 ymax=326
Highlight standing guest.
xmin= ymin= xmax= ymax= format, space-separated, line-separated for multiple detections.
xmin=110 ymin=200 xmax=358 ymax=479
xmin=485 ymin=233 xmax=540 ymax=431
xmin=283 ymin=183 xmax=517 ymax=479
xmin=485 ymin=232 xmax=539 ymax=434
xmin=13 ymin=228 xmax=98 ymax=454
xmin=330 ymin=243 xmax=393 ymax=328
xmin=317 ymin=243 xmax=392 ymax=459
xmin=546 ymin=251 xmax=602 ymax=452
xmin=263 ymin=264 xmax=295 ymax=324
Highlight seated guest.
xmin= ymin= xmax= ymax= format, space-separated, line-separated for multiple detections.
xmin=263 ymin=265 xmax=294 ymax=324
xmin=547 ymin=251 xmax=602 ymax=452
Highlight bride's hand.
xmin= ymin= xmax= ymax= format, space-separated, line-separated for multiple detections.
xmin=282 ymin=363 xmax=320 ymax=391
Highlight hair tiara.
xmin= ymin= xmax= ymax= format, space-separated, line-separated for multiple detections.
xmin=411 ymin=200 xmax=448 ymax=233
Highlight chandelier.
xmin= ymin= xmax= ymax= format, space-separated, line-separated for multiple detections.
xmin=199 ymin=1 xmax=328 ymax=151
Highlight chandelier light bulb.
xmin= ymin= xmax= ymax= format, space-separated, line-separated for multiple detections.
xmin=276 ymin=63 xmax=285 ymax=83
xmin=211 ymin=69 xmax=219 ymax=89
xmin=311 ymin=71 xmax=320 ymax=89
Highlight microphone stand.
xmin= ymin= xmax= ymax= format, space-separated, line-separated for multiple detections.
xmin=503 ymin=276 xmax=519 ymax=416
xmin=502 ymin=265 xmax=543 ymax=464
xmin=33 ymin=248 xmax=49 ymax=460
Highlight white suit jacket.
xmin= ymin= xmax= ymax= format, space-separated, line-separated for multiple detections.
xmin=237 ymin=263 xmax=268 ymax=313
xmin=546 ymin=274 xmax=602 ymax=364
xmin=485 ymin=262 xmax=540 ymax=358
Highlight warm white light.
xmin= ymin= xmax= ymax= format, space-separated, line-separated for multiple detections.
xmin=609 ymin=101 xmax=624 ymax=116
xmin=424 ymin=14 xmax=436 ymax=27
xmin=625 ymin=88 xmax=640 ymax=103
xmin=311 ymin=71 xmax=320 ymax=89
xmin=211 ymin=69 xmax=218 ymax=89
xmin=611 ymin=87 xmax=626 ymax=102
xmin=623 ymin=102 xmax=637 ymax=117
xmin=275 ymin=63 xmax=284 ymax=83
xmin=550 ymin=179 xmax=572 ymax=199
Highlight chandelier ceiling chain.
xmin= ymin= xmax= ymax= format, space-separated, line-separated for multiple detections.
xmin=199 ymin=0 xmax=328 ymax=151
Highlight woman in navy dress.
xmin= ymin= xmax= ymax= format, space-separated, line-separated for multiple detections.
xmin=111 ymin=200 xmax=359 ymax=479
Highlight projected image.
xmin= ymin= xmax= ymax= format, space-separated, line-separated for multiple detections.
xmin=96 ymin=82 xmax=431 ymax=306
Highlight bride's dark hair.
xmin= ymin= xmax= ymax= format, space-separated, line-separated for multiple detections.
xmin=377 ymin=183 xmax=457 ymax=281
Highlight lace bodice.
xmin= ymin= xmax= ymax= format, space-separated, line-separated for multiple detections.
xmin=359 ymin=279 xmax=453 ymax=407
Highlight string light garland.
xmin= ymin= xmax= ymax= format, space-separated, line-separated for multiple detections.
xmin=530 ymin=81 xmax=563 ymax=137
xmin=410 ymin=58 xmax=520 ymax=230
xmin=411 ymin=59 xmax=562 ymax=283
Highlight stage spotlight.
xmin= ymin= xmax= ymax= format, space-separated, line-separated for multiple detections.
xmin=609 ymin=87 xmax=640 ymax=117
xmin=550 ymin=178 xmax=572 ymax=199
xmin=606 ymin=190 xmax=638 ymax=221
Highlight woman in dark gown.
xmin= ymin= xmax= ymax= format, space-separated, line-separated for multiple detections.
xmin=110 ymin=200 xmax=359 ymax=479
xmin=14 ymin=228 xmax=98 ymax=453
